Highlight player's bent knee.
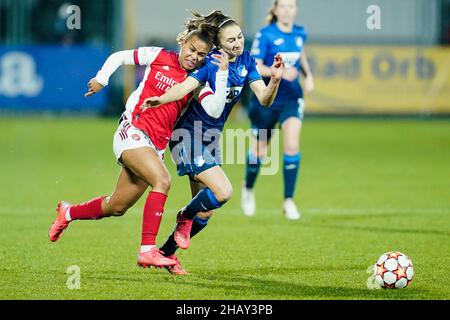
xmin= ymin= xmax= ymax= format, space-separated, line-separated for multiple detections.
xmin=154 ymin=174 xmax=171 ymax=193
xmin=284 ymin=147 xmax=299 ymax=156
xmin=109 ymin=204 xmax=130 ymax=217
xmin=215 ymin=185 xmax=233 ymax=204
xmin=197 ymin=210 xmax=214 ymax=219
xmin=284 ymin=138 xmax=300 ymax=155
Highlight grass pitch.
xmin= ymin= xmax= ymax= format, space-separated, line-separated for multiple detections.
xmin=0 ymin=116 xmax=449 ymax=300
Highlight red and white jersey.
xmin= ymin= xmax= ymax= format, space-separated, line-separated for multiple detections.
xmin=123 ymin=47 xmax=192 ymax=151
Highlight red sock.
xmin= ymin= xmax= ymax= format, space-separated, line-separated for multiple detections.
xmin=69 ymin=196 xmax=106 ymax=220
xmin=141 ymin=192 xmax=168 ymax=246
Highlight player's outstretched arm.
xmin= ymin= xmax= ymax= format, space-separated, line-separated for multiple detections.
xmin=255 ymin=59 xmax=299 ymax=82
xmin=250 ymin=54 xmax=284 ymax=107
xmin=141 ymin=50 xmax=230 ymax=111
xmin=85 ymin=50 xmax=136 ymax=97
xmin=140 ymin=77 xmax=201 ymax=110
xmin=85 ymin=78 xmax=104 ymax=97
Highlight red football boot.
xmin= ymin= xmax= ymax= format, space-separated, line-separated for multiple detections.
xmin=49 ymin=201 xmax=71 ymax=242
xmin=164 ymin=254 xmax=189 ymax=275
xmin=173 ymin=211 xmax=193 ymax=250
xmin=137 ymin=247 xmax=177 ymax=268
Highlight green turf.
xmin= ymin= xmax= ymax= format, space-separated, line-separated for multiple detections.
xmin=0 ymin=117 xmax=449 ymax=300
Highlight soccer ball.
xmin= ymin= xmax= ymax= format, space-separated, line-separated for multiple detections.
xmin=374 ymin=251 xmax=414 ymax=289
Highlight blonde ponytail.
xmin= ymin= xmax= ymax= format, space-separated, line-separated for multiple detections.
xmin=266 ymin=1 xmax=278 ymax=24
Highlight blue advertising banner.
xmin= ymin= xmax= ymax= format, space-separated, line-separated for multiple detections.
xmin=0 ymin=46 xmax=110 ymax=113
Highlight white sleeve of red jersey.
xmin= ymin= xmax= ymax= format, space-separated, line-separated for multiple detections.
xmin=94 ymin=47 xmax=162 ymax=86
xmin=95 ymin=50 xmax=135 ymax=86
xmin=198 ymin=70 xmax=229 ymax=119
xmin=135 ymin=47 xmax=163 ymax=66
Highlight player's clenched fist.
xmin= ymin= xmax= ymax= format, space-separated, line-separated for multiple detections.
xmin=210 ymin=49 xmax=229 ymax=71
xmin=85 ymin=78 xmax=104 ymax=97
xmin=140 ymin=97 xmax=161 ymax=111
xmin=270 ymin=54 xmax=284 ymax=81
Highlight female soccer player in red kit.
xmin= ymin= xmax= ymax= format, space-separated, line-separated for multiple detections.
xmin=48 ymin=23 xmax=215 ymax=268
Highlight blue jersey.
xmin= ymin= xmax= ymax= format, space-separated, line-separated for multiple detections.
xmin=251 ymin=23 xmax=308 ymax=103
xmin=174 ymin=49 xmax=262 ymax=136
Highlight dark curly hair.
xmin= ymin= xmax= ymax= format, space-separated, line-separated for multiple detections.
xmin=177 ymin=22 xmax=216 ymax=49
xmin=179 ymin=10 xmax=238 ymax=47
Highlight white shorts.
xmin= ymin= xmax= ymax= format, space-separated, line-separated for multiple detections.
xmin=113 ymin=118 xmax=165 ymax=163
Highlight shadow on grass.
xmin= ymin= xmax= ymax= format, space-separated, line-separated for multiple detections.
xmin=60 ymin=265 xmax=430 ymax=300
xmin=169 ymin=268 xmax=424 ymax=300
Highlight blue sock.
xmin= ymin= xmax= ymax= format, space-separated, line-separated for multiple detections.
xmin=245 ymin=151 xmax=262 ymax=189
xmin=183 ymin=188 xmax=222 ymax=219
xmin=283 ymin=153 xmax=301 ymax=199
xmin=190 ymin=216 xmax=210 ymax=237
xmin=160 ymin=216 xmax=210 ymax=257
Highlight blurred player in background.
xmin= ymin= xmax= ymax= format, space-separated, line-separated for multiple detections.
xmin=48 ymin=22 xmax=215 ymax=269
xmin=142 ymin=10 xmax=284 ymax=275
xmin=242 ymin=0 xmax=314 ymax=220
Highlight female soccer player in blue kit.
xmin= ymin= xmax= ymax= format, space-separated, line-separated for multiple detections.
xmin=242 ymin=0 xmax=314 ymax=220
xmin=141 ymin=11 xmax=284 ymax=274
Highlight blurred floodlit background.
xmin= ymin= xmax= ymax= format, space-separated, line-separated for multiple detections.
xmin=0 ymin=0 xmax=449 ymax=116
